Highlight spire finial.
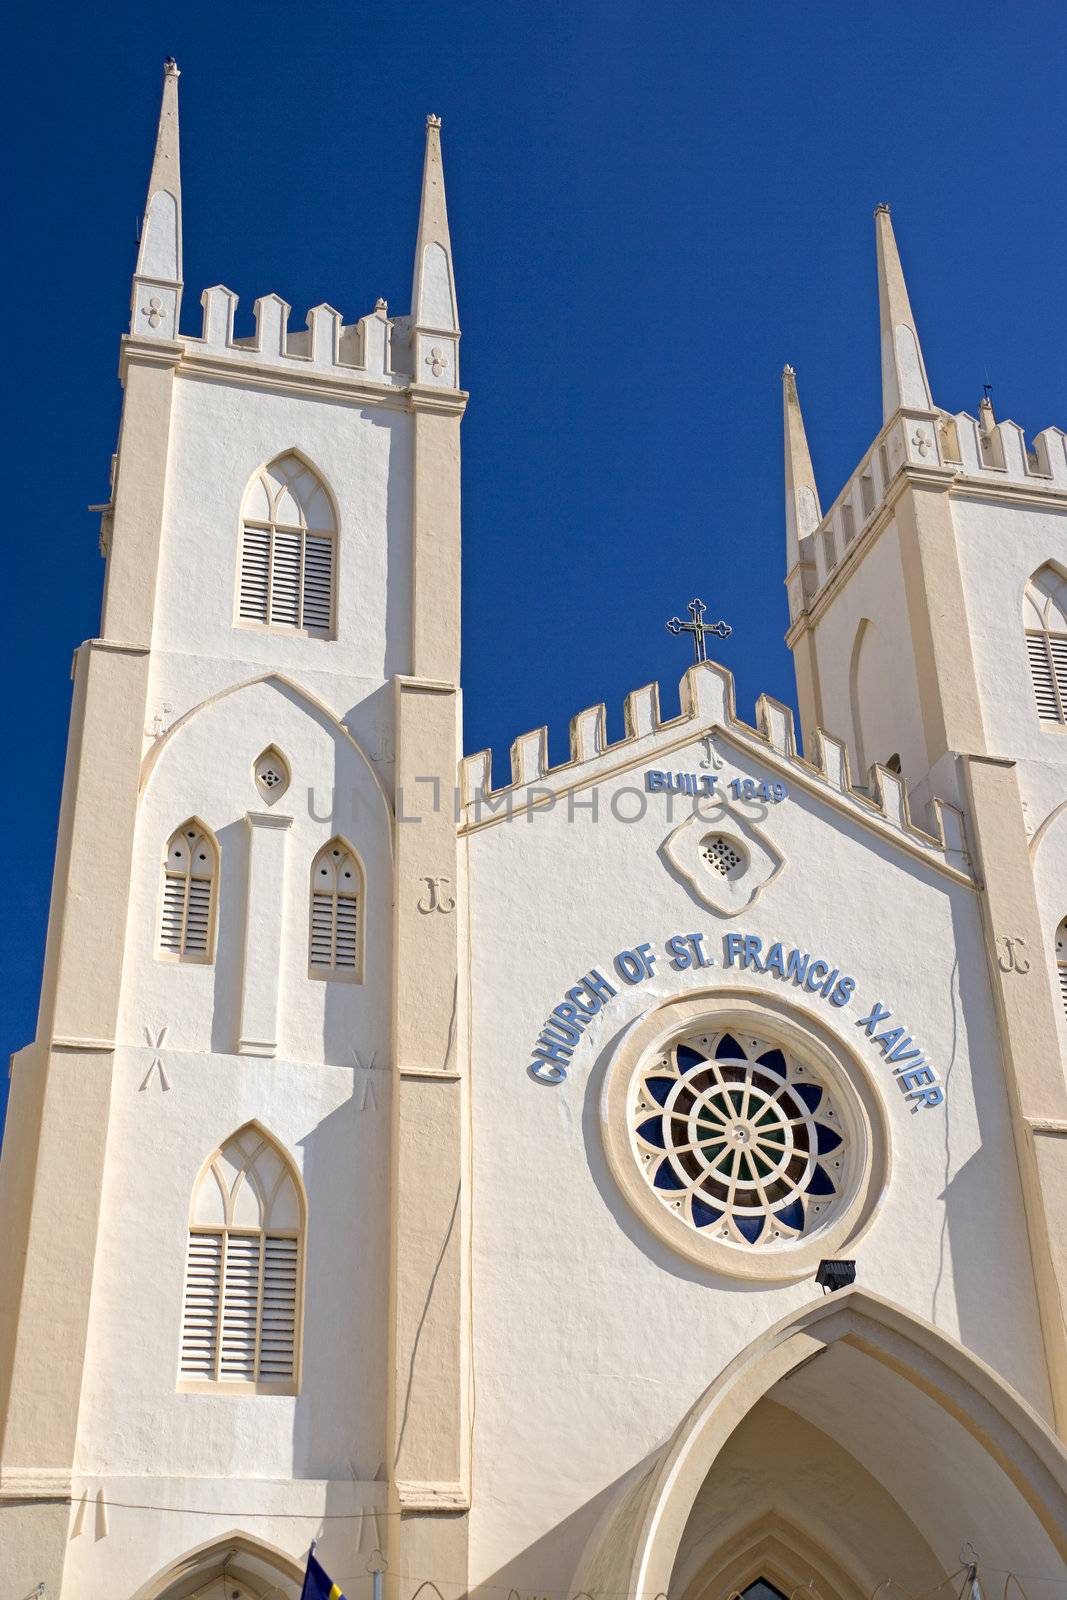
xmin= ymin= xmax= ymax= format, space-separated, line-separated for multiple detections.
xmin=131 ymin=60 xmax=183 ymax=339
xmin=874 ymin=204 xmax=933 ymax=421
xmin=782 ymin=364 xmax=821 ymax=574
xmin=410 ymin=112 xmax=459 ymax=383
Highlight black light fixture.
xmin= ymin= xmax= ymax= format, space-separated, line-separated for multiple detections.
xmin=816 ymin=1258 xmax=856 ymax=1294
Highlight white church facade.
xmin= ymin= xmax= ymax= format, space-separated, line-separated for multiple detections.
xmin=2 ymin=60 xmax=1067 ymax=1600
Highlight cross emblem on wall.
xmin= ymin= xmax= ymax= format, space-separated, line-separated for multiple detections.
xmin=666 ymin=598 xmax=732 ymax=663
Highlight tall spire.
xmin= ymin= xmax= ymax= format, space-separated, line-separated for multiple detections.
xmin=131 ymin=59 xmax=183 ymax=341
xmin=410 ymin=115 xmax=459 ymax=388
xmin=782 ymin=364 xmax=821 ymax=575
xmin=874 ymin=204 xmax=933 ymax=422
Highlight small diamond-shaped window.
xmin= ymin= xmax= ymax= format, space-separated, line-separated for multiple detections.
xmin=254 ymin=745 xmax=291 ymax=804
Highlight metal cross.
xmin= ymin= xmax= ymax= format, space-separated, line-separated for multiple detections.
xmin=665 ymin=598 xmax=732 ymax=663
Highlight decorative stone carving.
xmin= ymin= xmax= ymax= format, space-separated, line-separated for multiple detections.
xmin=659 ymin=798 xmax=783 ymax=916
xmin=139 ymin=1024 xmax=170 ymax=1091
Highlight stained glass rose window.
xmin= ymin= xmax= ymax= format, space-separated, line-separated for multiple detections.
xmin=631 ymin=1029 xmax=847 ymax=1246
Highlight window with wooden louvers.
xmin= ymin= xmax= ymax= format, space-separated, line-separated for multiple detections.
xmin=180 ymin=1229 xmax=299 ymax=1386
xmin=179 ymin=1127 xmax=304 ymax=1392
xmin=1026 ymin=631 xmax=1067 ymax=723
xmin=238 ymin=523 xmax=335 ymax=635
xmin=160 ymin=823 xmax=216 ymax=961
xmin=309 ymin=839 xmax=361 ymax=978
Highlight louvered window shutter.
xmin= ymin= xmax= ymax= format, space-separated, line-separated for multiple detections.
xmin=181 ymin=1229 xmax=300 ymax=1385
xmin=1059 ymin=963 xmax=1067 ymax=1021
xmin=260 ymin=1235 xmax=299 ymax=1381
xmin=334 ymin=894 xmax=358 ymax=970
xmin=160 ymin=825 xmax=216 ymax=962
xmin=1051 ymin=637 xmax=1067 ymax=717
xmin=239 ymin=527 xmax=271 ymax=623
xmin=219 ymin=1233 xmax=261 ymax=1382
xmin=240 ymin=525 xmax=334 ymax=634
xmin=311 ymin=892 xmax=335 ymax=968
xmin=180 ymin=1233 xmax=222 ymax=1378
xmin=310 ymin=890 xmax=358 ymax=972
xmin=269 ymin=529 xmax=303 ymax=629
xmin=302 ymin=533 xmax=333 ymax=632
xmin=160 ymin=876 xmax=187 ymax=955
xmin=310 ymin=842 xmax=360 ymax=978
xmin=1027 ymin=632 xmax=1067 ymax=723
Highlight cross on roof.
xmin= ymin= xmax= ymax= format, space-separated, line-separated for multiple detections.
xmin=665 ymin=597 xmax=732 ymax=664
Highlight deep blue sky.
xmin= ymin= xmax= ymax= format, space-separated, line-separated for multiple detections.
xmin=3 ymin=1 xmax=1065 ymax=1127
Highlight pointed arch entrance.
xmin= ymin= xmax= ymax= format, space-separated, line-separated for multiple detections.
xmin=130 ymin=1529 xmax=304 ymax=1599
xmin=572 ymin=1290 xmax=1067 ymax=1600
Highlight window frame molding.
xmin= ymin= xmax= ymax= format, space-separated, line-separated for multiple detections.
xmin=234 ymin=449 xmax=340 ymax=642
xmin=156 ymin=817 xmax=219 ymax=966
xmin=599 ymin=989 xmax=888 ymax=1283
xmin=177 ymin=1122 xmax=307 ymax=1397
xmin=308 ymin=834 xmax=366 ymax=984
xmin=1023 ymin=564 xmax=1067 ymax=729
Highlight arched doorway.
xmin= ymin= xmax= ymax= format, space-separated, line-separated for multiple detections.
xmin=129 ymin=1531 xmax=304 ymax=1600
xmin=573 ymin=1291 xmax=1067 ymax=1600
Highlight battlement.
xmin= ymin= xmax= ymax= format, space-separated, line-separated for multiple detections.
xmin=793 ymin=408 xmax=1067 ymax=620
xmin=460 ymin=660 xmax=971 ymax=881
xmin=157 ymin=286 xmax=452 ymax=391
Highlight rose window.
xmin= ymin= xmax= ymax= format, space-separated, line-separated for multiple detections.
xmin=631 ymin=1029 xmax=847 ymax=1246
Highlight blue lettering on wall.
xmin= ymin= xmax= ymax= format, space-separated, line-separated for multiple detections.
xmin=524 ymin=929 xmax=945 ymax=1111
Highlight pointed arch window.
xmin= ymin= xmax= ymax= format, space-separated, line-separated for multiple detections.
xmin=179 ymin=1125 xmax=305 ymax=1393
xmin=1023 ymin=566 xmax=1067 ymax=724
xmin=309 ymin=837 xmax=363 ymax=981
xmin=159 ymin=820 xmax=218 ymax=962
xmin=238 ymin=453 xmax=336 ymax=637
xmin=1056 ymin=918 xmax=1067 ymax=1021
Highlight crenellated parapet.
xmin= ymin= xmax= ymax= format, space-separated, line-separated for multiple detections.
xmin=459 ymin=660 xmax=971 ymax=882
xmin=792 ymin=406 xmax=1067 ymax=622
xmin=785 ymin=205 xmax=1067 ymax=628
xmin=175 ymin=286 xmax=419 ymax=387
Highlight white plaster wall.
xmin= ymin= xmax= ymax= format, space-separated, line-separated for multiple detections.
xmin=71 ymin=678 xmax=391 ymax=1510
xmin=149 ymin=372 xmax=413 ymax=717
xmin=464 ymin=730 xmax=1048 ymax=1594
xmin=811 ymin=521 xmax=927 ymax=788
xmin=74 ymin=1046 xmax=387 ymax=1485
xmin=952 ymin=497 xmax=1067 ymax=767
xmin=117 ymin=678 xmax=391 ymax=1066
xmin=1033 ymin=805 xmax=1067 ymax=1060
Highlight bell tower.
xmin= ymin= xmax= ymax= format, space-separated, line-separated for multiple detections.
xmin=0 ymin=64 xmax=471 ymax=1600
xmin=782 ymin=204 xmax=1067 ymax=1430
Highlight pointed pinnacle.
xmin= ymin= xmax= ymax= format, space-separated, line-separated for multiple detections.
xmin=875 ymin=204 xmax=932 ymax=419
xmin=783 ymin=364 xmax=821 ymax=569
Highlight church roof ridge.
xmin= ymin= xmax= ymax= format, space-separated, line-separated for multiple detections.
xmin=459 ymin=661 xmax=971 ymax=882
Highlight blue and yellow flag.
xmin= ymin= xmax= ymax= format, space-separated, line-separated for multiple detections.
xmin=301 ymin=1550 xmax=347 ymax=1600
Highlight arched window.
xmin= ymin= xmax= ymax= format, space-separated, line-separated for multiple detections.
xmin=238 ymin=453 xmax=336 ymax=637
xmin=159 ymin=820 xmax=217 ymax=962
xmin=179 ymin=1125 xmax=305 ymax=1392
xmin=309 ymin=837 xmax=363 ymax=981
xmin=1057 ymin=918 xmax=1067 ymax=1021
xmin=1023 ymin=565 xmax=1067 ymax=723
